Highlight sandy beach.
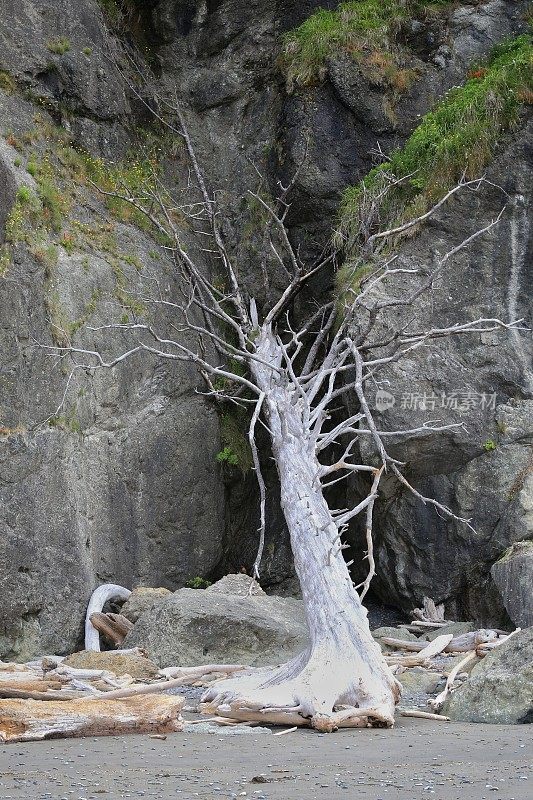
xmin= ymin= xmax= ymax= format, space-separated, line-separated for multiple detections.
xmin=0 ymin=718 xmax=530 ymax=800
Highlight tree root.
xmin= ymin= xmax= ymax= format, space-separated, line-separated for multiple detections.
xmin=200 ymin=652 xmax=398 ymax=731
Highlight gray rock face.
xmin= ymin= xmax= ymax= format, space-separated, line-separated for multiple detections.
xmin=491 ymin=542 xmax=533 ymax=628
xmin=0 ymin=0 xmax=532 ymax=658
xmin=355 ymin=123 xmax=533 ymax=623
xmin=0 ymin=10 xmax=226 ymax=660
xmin=124 ymin=587 xmax=308 ymax=667
xmin=445 ymin=627 xmax=533 ymax=724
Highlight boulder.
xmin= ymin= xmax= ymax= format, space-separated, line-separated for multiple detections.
xmin=206 ymin=574 xmax=265 ymax=596
xmin=62 ymin=650 xmax=158 ymax=681
xmin=120 ymin=588 xmax=173 ymax=624
xmin=399 ymin=668 xmax=441 ymax=696
xmin=445 ymin=627 xmax=533 ymax=724
xmin=371 ymin=626 xmax=420 ymax=642
xmin=124 ymin=588 xmax=308 ymax=668
xmin=491 ymin=541 xmax=533 ymax=628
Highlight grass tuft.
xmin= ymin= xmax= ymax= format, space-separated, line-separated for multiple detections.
xmin=337 ymin=35 xmax=533 ymax=256
xmin=281 ymin=1 xmax=450 ymax=92
xmin=47 ymin=38 xmax=71 ymax=55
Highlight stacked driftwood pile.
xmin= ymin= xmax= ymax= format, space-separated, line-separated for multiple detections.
xmin=388 ymin=598 xmax=520 ymax=720
xmin=0 ymin=652 xmax=253 ymax=743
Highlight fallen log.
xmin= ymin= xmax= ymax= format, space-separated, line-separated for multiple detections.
xmin=89 ymin=613 xmax=133 ymax=648
xmin=417 ymin=634 xmax=454 ymax=659
xmin=0 ymin=679 xmax=64 ymax=694
xmin=384 ymin=654 xmax=431 ymax=668
xmin=385 ymin=636 xmax=453 ymax=668
xmin=0 ymin=688 xmax=87 ymax=701
xmin=0 ymin=694 xmax=184 ymax=743
xmin=92 ymin=664 xmax=250 ymax=701
xmin=158 ymin=664 xmax=247 ymax=680
xmin=404 ymin=621 xmax=448 ymax=630
xmin=381 ymin=630 xmax=499 ymax=654
xmin=476 ymin=628 xmax=521 ymax=652
xmin=85 ymin=584 xmax=131 ymax=652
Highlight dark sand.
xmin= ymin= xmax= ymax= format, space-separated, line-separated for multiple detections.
xmin=0 ymin=718 xmax=530 ymax=800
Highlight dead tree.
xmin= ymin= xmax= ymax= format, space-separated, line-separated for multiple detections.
xmin=42 ymin=98 xmax=520 ymax=731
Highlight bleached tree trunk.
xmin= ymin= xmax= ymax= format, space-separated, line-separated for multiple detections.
xmin=201 ymin=329 xmax=400 ymax=730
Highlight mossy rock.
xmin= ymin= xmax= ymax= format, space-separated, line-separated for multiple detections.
xmin=399 ymin=667 xmax=441 ymax=695
xmin=63 ymin=650 xmax=158 ymax=681
xmin=445 ymin=627 xmax=533 ymax=724
xmin=372 ymin=625 xmax=420 ymax=644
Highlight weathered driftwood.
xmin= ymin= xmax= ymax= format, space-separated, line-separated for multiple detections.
xmin=429 ymin=651 xmax=478 ymax=712
xmin=0 ymin=688 xmax=87 ymax=701
xmin=96 ymin=664 xmax=251 ymax=701
xmin=403 ymin=621 xmax=448 ymax=632
xmin=417 ymin=634 xmax=454 ymax=659
xmin=384 ymin=635 xmax=453 ymax=668
xmin=89 ymin=612 xmax=133 ymax=647
xmin=399 ymin=708 xmax=450 ymax=722
xmin=85 ymin=584 xmax=131 ymax=651
xmin=411 ymin=597 xmax=447 ymax=624
xmin=381 ymin=630 xmax=499 ymax=654
xmin=385 ymin=654 xmax=430 ymax=668
xmin=0 ymin=695 xmax=184 ymax=743
xmin=476 ymin=628 xmax=521 ymax=652
xmin=0 ymin=679 xmax=64 ymax=694
xmin=273 ymin=726 xmax=298 ymax=736
xmin=158 ymin=664 xmax=247 ymax=680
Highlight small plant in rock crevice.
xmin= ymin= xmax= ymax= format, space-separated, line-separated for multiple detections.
xmin=216 ymin=446 xmax=240 ymax=467
xmin=186 ymin=576 xmax=212 ymax=590
xmin=47 ymin=38 xmax=71 ymax=55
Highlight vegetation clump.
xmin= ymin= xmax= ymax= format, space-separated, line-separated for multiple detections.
xmin=47 ymin=38 xmax=71 ymax=55
xmin=217 ymin=411 xmax=253 ymax=472
xmin=186 ymin=576 xmax=211 ymax=589
xmin=0 ymin=70 xmax=17 ymax=94
xmin=281 ymin=1 xmax=449 ymax=92
xmin=337 ymin=35 xmax=533 ymax=256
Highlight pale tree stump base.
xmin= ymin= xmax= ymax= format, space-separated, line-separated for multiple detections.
xmin=200 ymin=650 xmax=398 ymax=732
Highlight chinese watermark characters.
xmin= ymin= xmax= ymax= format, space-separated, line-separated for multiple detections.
xmin=375 ymin=389 xmax=496 ymax=413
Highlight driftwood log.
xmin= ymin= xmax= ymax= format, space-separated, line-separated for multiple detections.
xmin=381 ymin=630 xmax=499 ymax=654
xmin=0 ymin=695 xmax=184 ymax=743
xmin=411 ymin=597 xmax=447 ymax=623
xmin=85 ymin=584 xmax=131 ymax=651
xmin=429 ymin=651 xmax=478 ymax=712
xmin=89 ymin=613 xmax=134 ymax=647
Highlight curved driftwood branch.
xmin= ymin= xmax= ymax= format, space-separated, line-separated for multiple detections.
xmin=428 ymin=650 xmax=478 ymax=713
xmin=84 ymin=584 xmax=131 ymax=651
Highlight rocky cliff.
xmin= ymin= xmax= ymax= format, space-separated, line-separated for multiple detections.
xmin=0 ymin=0 xmax=531 ymax=659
